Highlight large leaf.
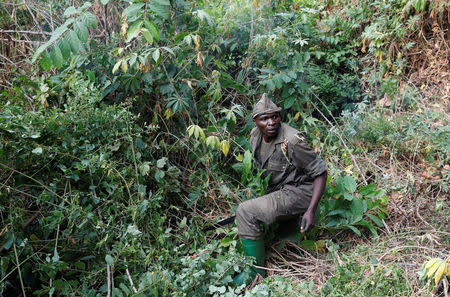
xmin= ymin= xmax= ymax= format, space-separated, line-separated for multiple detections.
xmin=347 ymin=225 xmax=361 ymax=236
xmin=64 ymin=6 xmax=78 ymax=17
xmin=32 ymin=40 xmax=52 ymax=63
xmin=144 ymin=19 xmax=159 ymax=42
xmin=68 ymin=30 xmax=81 ymax=53
xmin=74 ymin=21 xmax=89 ymax=43
xmin=58 ymin=38 xmax=71 ymax=60
xmin=141 ymin=28 xmax=153 ymax=45
xmin=39 ymin=51 xmax=53 ymax=70
xmin=367 ymin=213 xmax=384 ymax=227
xmin=123 ymin=3 xmax=145 ymax=19
xmin=31 ymin=19 xmax=73 ymax=63
xmin=126 ymin=20 xmax=143 ymax=43
xmin=350 ymin=198 xmax=364 ymax=222
xmin=152 ymin=48 xmax=160 ymax=63
xmin=49 ymin=45 xmax=63 ymax=68
xmin=81 ymin=12 xmax=97 ymax=28
xmin=149 ymin=0 xmax=170 ymax=19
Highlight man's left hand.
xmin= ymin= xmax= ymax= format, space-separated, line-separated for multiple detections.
xmin=300 ymin=210 xmax=315 ymax=233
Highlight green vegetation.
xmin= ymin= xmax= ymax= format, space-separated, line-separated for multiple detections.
xmin=0 ymin=0 xmax=448 ymax=296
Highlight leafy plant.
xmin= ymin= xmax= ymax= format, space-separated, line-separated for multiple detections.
xmin=419 ymin=257 xmax=450 ymax=287
xmin=318 ymin=176 xmax=388 ymax=237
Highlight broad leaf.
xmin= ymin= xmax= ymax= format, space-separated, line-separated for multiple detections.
xmin=58 ymin=38 xmax=71 ymax=60
xmin=74 ymin=21 xmax=89 ymax=43
xmin=64 ymin=6 xmax=78 ymax=17
xmin=152 ymin=48 xmax=160 ymax=62
xmin=123 ymin=3 xmax=145 ymax=19
xmin=141 ymin=28 xmax=153 ymax=45
xmin=367 ymin=214 xmax=384 ymax=227
xmin=149 ymin=0 xmax=170 ymax=19
xmin=49 ymin=46 xmax=63 ymax=68
xmin=144 ymin=19 xmax=160 ymax=42
xmin=39 ymin=51 xmax=53 ymax=70
xmin=220 ymin=140 xmax=230 ymax=156
xmin=126 ymin=20 xmax=143 ymax=43
xmin=68 ymin=30 xmax=81 ymax=53
xmin=112 ymin=59 xmax=123 ymax=73
xmin=81 ymin=12 xmax=97 ymax=28
xmin=347 ymin=225 xmax=361 ymax=236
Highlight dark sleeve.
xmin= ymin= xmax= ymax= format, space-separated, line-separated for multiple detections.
xmin=290 ymin=136 xmax=327 ymax=179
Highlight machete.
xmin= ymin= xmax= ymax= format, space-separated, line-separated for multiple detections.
xmin=202 ymin=215 xmax=236 ymax=232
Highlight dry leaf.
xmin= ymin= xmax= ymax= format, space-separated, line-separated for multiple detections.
xmin=379 ymin=93 xmax=392 ymax=107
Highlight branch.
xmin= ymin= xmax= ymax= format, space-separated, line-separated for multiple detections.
xmin=0 ymin=29 xmax=52 ymax=36
xmin=106 ymin=264 xmax=112 ymax=297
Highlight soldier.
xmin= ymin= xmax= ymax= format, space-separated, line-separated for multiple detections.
xmin=234 ymin=94 xmax=328 ymax=284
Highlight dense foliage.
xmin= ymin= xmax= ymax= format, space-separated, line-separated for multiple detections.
xmin=1 ymin=0 xmax=448 ymax=296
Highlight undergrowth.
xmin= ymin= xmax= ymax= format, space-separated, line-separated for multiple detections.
xmin=0 ymin=0 xmax=449 ymax=296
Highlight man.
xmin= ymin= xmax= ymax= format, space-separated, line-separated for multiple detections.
xmin=234 ymin=93 xmax=327 ymax=284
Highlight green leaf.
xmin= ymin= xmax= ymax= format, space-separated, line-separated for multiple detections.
xmin=149 ymin=0 xmax=170 ymax=19
xmin=347 ymin=225 xmax=361 ymax=236
xmin=64 ymin=6 xmax=78 ymax=17
xmin=81 ymin=12 xmax=97 ymax=28
xmin=119 ymin=283 xmax=130 ymax=296
xmin=80 ymin=2 xmax=92 ymax=10
xmin=155 ymin=170 xmax=165 ymax=182
xmin=152 ymin=48 xmax=160 ymax=63
xmin=86 ymin=70 xmax=95 ymax=82
xmin=49 ymin=46 xmax=63 ymax=68
xmin=342 ymin=175 xmax=357 ymax=193
xmin=112 ymin=288 xmax=123 ymax=297
xmin=350 ymin=198 xmax=364 ymax=218
xmin=126 ymin=20 xmax=143 ymax=43
xmin=101 ymin=0 xmax=109 ymax=4
xmin=32 ymin=40 xmax=53 ymax=63
xmin=141 ymin=28 xmax=153 ymax=45
xmin=105 ymin=254 xmax=114 ymax=266
xmin=283 ymin=96 xmax=295 ymax=109
xmin=243 ymin=150 xmax=252 ymax=174
xmin=39 ymin=51 xmax=53 ymax=70
xmin=68 ymin=30 xmax=81 ymax=53
xmin=74 ymin=21 xmax=89 ymax=43
xmin=58 ymin=38 xmax=71 ymax=60
xmin=144 ymin=19 xmax=159 ymax=42
xmin=123 ymin=3 xmax=145 ymax=19
xmin=367 ymin=214 xmax=384 ymax=228
xmin=156 ymin=157 xmax=167 ymax=168
xmin=343 ymin=192 xmax=354 ymax=201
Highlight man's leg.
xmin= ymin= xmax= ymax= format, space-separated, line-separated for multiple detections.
xmin=234 ymin=190 xmax=306 ymax=283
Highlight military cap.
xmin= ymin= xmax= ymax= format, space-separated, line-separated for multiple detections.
xmin=252 ymin=93 xmax=282 ymax=119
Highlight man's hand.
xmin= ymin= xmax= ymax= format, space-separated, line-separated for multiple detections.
xmin=300 ymin=210 xmax=315 ymax=233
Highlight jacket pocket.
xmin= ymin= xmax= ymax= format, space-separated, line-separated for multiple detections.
xmin=267 ymin=160 xmax=288 ymax=172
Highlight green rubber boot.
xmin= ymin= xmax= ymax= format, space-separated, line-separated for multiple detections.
xmin=233 ymin=238 xmax=266 ymax=285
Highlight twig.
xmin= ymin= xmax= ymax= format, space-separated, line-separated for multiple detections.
xmin=382 ymin=219 xmax=392 ymax=234
xmin=253 ymin=264 xmax=287 ymax=272
xmin=106 ymin=264 xmax=111 ymax=297
xmin=125 ymin=264 xmax=138 ymax=293
xmin=378 ymin=245 xmax=447 ymax=262
xmin=13 ymin=242 xmax=27 ymax=297
xmin=0 ymin=29 xmax=52 ymax=35
xmin=24 ymin=0 xmax=45 ymax=37
xmin=309 ymin=91 xmax=368 ymax=185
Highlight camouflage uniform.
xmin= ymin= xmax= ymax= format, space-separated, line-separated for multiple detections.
xmin=236 ymin=96 xmax=327 ymax=240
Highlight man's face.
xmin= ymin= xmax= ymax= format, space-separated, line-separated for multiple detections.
xmin=253 ymin=112 xmax=281 ymax=141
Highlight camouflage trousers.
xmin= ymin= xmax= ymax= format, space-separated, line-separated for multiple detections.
xmin=235 ymin=185 xmax=312 ymax=240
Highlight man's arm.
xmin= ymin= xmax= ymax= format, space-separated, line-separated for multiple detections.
xmin=301 ymin=170 xmax=327 ymax=233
